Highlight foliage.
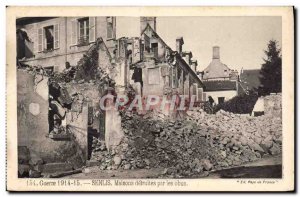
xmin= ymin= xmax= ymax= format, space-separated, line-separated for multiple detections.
xmin=213 ymin=90 xmax=259 ymax=114
xmin=259 ymin=40 xmax=282 ymax=96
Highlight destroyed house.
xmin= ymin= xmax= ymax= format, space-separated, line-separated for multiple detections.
xmin=17 ymin=17 xmax=116 ymax=72
xmin=16 ymin=17 xmax=123 ymax=177
xmin=16 ymin=40 xmax=119 ymax=176
xmin=115 ymin=17 xmax=205 ymax=103
xmin=16 ymin=16 xmax=206 ymax=177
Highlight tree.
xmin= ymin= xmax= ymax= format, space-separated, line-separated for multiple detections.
xmin=259 ymin=40 xmax=282 ymax=95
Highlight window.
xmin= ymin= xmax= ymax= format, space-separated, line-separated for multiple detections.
xmin=148 ymin=68 xmax=160 ymax=85
xmin=218 ymin=97 xmax=225 ymax=104
xmin=144 ymin=34 xmax=150 ymax=53
xmin=78 ymin=17 xmax=89 ymax=45
xmin=151 ymin=43 xmax=158 ymax=59
xmin=71 ymin=17 xmax=95 ymax=46
xmin=172 ymin=67 xmax=178 ymax=88
xmin=44 ymin=26 xmax=54 ymax=50
xmin=106 ymin=17 xmax=115 ymax=39
xmin=37 ymin=24 xmax=59 ymax=52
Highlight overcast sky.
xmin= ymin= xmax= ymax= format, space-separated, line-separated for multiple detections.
xmin=116 ymin=16 xmax=282 ymax=72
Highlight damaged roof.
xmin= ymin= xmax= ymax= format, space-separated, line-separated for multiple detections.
xmin=141 ymin=24 xmax=204 ymax=87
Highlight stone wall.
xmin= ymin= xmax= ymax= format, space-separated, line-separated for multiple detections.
xmin=204 ymin=90 xmax=238 ymax=104
xmin=264 ymin=93 xmax=282 ymax=117
xmin=142 ymin=61 xmax=167 ymax=96
xmin=17 ymin=70 xmax=88 ymax=170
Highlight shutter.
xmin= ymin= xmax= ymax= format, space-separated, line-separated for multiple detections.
xmin=107 ymin=17 xmax=113 ymax=23
xmin=37 ymin=27 xmax=43 ymax=52
xmin=112 ymin=17 xmax=116 ymax=39
xmin=54 ymin=24 xmax=60 ymax=49
xmin=89 ymin=17 xmax=96 ymax=43
xmin=71 ymin=19 xmax=77 ymax=45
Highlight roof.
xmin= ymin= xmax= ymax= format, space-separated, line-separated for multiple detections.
xmin=238 ymin=69 xmax=261 ymax=94
xmin=16 ymin=17 xmax=57 ymax=26
xmin=202 ymin=59 xmax=232 ymax=80
xmin=203 ymin=80 xmax=237 ymax=92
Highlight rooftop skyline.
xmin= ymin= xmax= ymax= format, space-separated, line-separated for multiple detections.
xmin=116 ymin=16 xmax=282 ymax=72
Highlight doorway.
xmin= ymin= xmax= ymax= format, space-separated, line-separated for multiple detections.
xmin=218 ymin=97 xmax=225 ymax=104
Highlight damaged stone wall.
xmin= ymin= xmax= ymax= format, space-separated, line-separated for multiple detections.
xmin=17 ymin=70 xmax=87 ymax=174
xmin=264 ymin=93 xmax=282 ymax=117
xmin=63 ymin=82 xmax=103 ymax=140
xmin=142 ymin=61 xmax=168 ymax=96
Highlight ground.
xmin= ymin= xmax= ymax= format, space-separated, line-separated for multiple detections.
xmin=64 ymin=154 xmax=281 ymax=179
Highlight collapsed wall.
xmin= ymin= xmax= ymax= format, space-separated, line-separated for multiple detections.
xmin=17 ymin=70 xmax=87 ymax=177
xmin=91 ymin=101 xmax=282 ymax=177
xmin=264 ymin=93 xmax=282 ymax=117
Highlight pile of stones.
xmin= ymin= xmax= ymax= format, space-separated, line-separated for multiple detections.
xmin=18 ymin=146 xmax=44 ymax=178
xmin=91 ymin=108 xmax=282 ymax=177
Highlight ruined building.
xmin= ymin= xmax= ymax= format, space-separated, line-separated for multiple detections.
xmin=117 ymin=17 xmax=204 ymax=101
xmin=16 ymin=16 xmax=205 ymax=176
xmin=200 ymin=46 xmax=239 ymax=104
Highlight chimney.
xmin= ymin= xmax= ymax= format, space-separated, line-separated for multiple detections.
xmin=176 ymin=37 xmax=184 ymax=54
xmin=213 ymin=46 xmax=220 ymax=60
xmin=182 ymin=51 xmax=192 ymax=65
xmin=191 ymin=60 xmax=198 ymax=72
xmin=140 ymin=17 xmax=156 ymax=34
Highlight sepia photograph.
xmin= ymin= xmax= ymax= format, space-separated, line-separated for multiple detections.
xmin=6 ymin=6 xmax=294 ymax=192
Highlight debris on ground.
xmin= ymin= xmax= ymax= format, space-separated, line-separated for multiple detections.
xmin=90 ymin=108 xmax=282 ymax=178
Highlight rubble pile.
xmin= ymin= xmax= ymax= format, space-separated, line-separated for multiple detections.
xmin=18 ymin=146 xmax=44 ymax=178
xmin=91 ymin=109 xmax=282 ymax=177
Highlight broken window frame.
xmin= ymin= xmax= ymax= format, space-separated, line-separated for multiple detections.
xmin=151 ymin=42 xmax=158 ymax=60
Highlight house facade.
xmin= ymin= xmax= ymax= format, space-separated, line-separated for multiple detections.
xmin=200 ymin=46 xmax=239 ymax=104
xmin=17 ymin=17 xmax=204 ymax=102
xmin=17 ymin=17 xmax=116 ymax=72
xmin=120 ymin=17 xmax=204 ymax=102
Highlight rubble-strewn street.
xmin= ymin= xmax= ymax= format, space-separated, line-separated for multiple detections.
xmin=90 ymin=109 xmax=282 ymax=178
xmin=15 ymin=16 xmax=284 ymax=180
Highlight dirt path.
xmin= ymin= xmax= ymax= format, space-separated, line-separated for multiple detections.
xmin=206 ymin=155 xmax=282 ymax=178
xmin=64 ymin=155 xmax=282 ymax=179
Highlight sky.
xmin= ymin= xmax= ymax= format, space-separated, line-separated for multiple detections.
xmin=116 ymin=16 xmax=282 ymax=72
